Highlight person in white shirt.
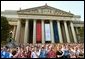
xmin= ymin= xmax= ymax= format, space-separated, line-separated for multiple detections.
xmin=31 ymin=47 xmax=40 ymax=58
xmin=35 ymin=47 xmax=41 ymax=58
xmin=46 ymin=44 xmax=51 ymax=53
xmin=31 ymin=47 xmax=36 ymax=58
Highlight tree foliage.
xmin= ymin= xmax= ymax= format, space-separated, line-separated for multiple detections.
xmin=78 ymin=27 xmax=84 ymax=36
xmin=1 ymin=16 xmax=10 ymax=43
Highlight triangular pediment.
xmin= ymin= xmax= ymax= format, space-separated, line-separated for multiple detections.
xmin=17 ymin=4 xmax=74 ymax=17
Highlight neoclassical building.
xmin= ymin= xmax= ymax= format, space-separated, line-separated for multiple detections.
xmin=1 ymin=4 xmax=84 ymax=44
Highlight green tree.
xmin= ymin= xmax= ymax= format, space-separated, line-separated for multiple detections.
xmin=78 ymin=27 xmax=84 ymax=43
xmin=79 ymin=27 xmax=84 ymax=36
xmin=1 ymin=16 xmax=10 ymax=44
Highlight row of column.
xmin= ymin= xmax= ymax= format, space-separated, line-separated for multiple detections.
xmin=15 ymin=19 xmax=77 ymax=44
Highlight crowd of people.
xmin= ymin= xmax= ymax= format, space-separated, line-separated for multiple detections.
xmin=1 ymin=43 xmax=84 ymax=58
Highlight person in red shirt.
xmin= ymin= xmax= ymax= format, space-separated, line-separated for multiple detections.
xmin=47 ymin=46 xmax=56 ymax=58
xmin=25 ymin=46 xmax=31 ymax=58
xmin=12 ymin=46 xmax=26 ymax=58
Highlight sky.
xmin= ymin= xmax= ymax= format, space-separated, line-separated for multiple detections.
xmin=1 ymin=1 xmax=84 ymax=21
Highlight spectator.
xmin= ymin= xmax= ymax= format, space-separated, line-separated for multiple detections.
xmin=47 ymin=46 xmax=56 ymax=58
xmin=1 ymin=43 xmax=84 ymax=58
xmin=25 ymin=45 xmax=31 ymax=58
xmin=39 ymin=47 xmax=47 ymax=58
xmin=31 ymin=47 xmax=38 ymax=58
xmin=11 ymin=49 xmax=17 ymax=58
xmin=56 ymin=45 xmax=63 ymax=58
xmin=61 ymin=44 xmax=70 ymax=58
xmin=1 ymin=46 xmax=13 ymax=58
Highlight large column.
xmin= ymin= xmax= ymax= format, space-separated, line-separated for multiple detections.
xmin=50 ymin=20 xmax=54 ymax=43
xmin=24 ymin=19 xmax=29 ymax=44
xmin=15 ymin=19 xmax=21 ymax=43
xmin=64 ymin=21 xmax=70 ymax=43
xmin=70 ymin=22 xmax=77 ymax=43
xmin=42 ymin=20 xmax=45 ymax=43
xmin=33 ymin=20 xmax=36 ymax=44
xmin=57 ymin=21 xmax=63 ymax=43
xmin=12 ymin=25 xmax=16 ymax=38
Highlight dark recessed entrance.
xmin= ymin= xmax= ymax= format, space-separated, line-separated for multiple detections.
xmin=28 ymin=20 xmax=33 ymax=43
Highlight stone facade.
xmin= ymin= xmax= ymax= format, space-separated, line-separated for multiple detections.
xmin=1 ymin=4 xmax=84 ymax=44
